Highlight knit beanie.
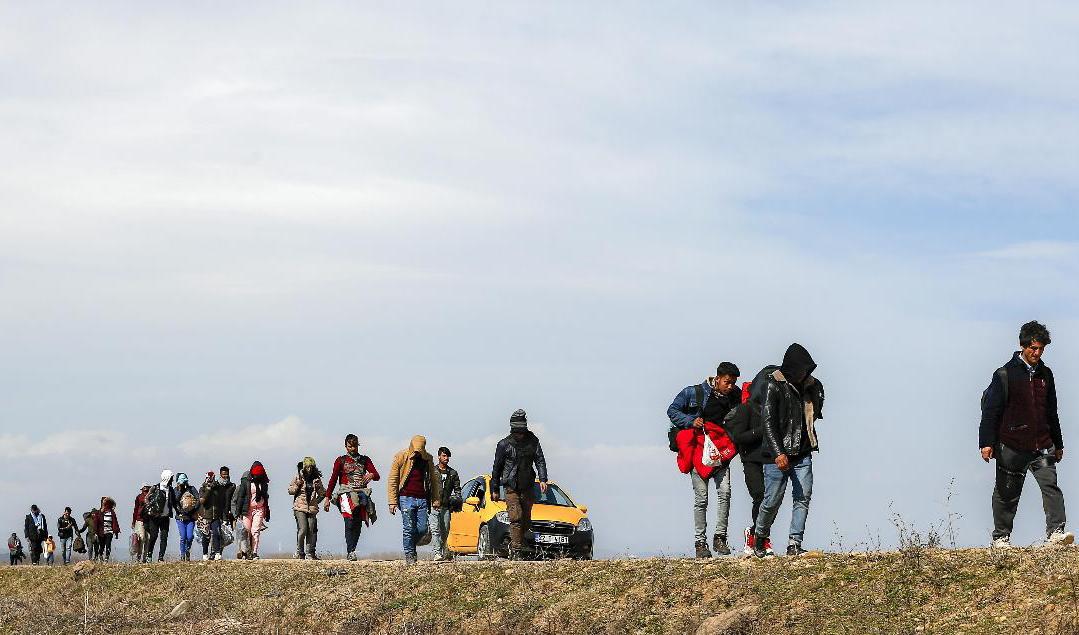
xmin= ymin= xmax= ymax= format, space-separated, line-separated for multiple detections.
xmin=510 ymin=409 xmax=528 ymax=430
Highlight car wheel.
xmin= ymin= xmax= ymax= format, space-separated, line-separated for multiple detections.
xmin=477 ymin=524 xmax=495 ymax=560
xmin=574 ymin=543 xmax=594 ymax=561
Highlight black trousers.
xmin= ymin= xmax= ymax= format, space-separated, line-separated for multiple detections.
xmin=28 ymin=541 xmax=42 ymax=565
xmin=344 ymin=516 xmax=363 ymax=553
xmin=742 ymin=460 xmax=765 ymax=534
xmin=993 ymin=444 xmax=1067 ymax=539
xmin=143 ymin=517 xmax=170 ymax=561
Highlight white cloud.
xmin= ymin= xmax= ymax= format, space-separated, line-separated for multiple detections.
xmin=977 ymin=241 xmax=1079 ymax=262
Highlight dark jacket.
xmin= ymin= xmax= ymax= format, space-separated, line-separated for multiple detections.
xmin=23 ymin=514 xmax=47 ymax=543
xmin=492 ymin=431 xmax=548 ymax=492
xmin=979 ymin=352 xmax=1062 ymax=451
xmin=219 ymin=480 xmax=237 ymax=520
xmin=232 ymin=471 xmax=271 ymax=521
xmin=437 ymin=465 xmax=462 ymax=510
xmin=199 ymin=478 xmax=228 ymax=522
xmin=752 ymin=344 xmax=825 ymax=460
xmin=667 ymin=381 xmax=712 ymax=429
xmin=57 ymin=514 xmax=78 ymax=539
xmin=723 ymin=402 xmax=765 ymax=463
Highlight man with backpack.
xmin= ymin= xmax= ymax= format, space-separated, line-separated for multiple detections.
xmin=980 ymin=321 xmax=1072 ymax=547
xmin=668 ymin=362 xmax=741 ymax=558
xmin=723 ymin=382 xmax=772 ymax=556
xmin=142 ymin=470 xmax=174 ymax=562
xmin=749 ymin=344 xmax=824 ymax=558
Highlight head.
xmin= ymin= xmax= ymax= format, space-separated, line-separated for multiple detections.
xmin=438 ymin=446 xmax=451 ymax=468
xmin=510 ymin=409 xmax=529 ymax=437
xmin=63 ymin=507 xmax=71 ymax=517
xmin=102 ymin=498 xmax=114 ymax=511
xmin=175 ymin=472 xmax=189 ymax=487
xmin=345 ymin=434 xmax=359 ymax=456
xmin=219 ymin=466 xmax=230 ymax=483
xmin=250 ymin=461 xmax=267 ymax=481
xmin=141 ymin=484 xmax=150 ymax=495
xmin=30 ymin=505 xmax=39 ymax=515
xmin=302 ymin=456 xmax=318 ymax=477
xmin=47 ymin=535 xmax=53 ymax=541
xmin=409 ymin=435 xmax=427 ymax=455
xmin=1019 ymin=321 xmax=1051 ymax=366
xmin=714 ymin=362 xmax=740 ymax=395
xmin=780 ymin=343 xmax=817 ymax=385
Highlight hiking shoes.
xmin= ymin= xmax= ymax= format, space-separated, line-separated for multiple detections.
xmin=346 ymin=552 xmax=358 ymax=561
xmin=712 ymin=534 xmax=731 ymax=556
xmin=1048 ymin=531 xmax=1075 ymax=547
xmin=992 ymin=536 xmax=1015 ymax=549
xmin=694 ymin=541 xmax=712 ymax=559
xmin=786 ymin=543 xmax=808 ymax=557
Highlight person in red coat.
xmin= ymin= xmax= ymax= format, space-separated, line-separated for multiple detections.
xmin=92 ymin=497 xmax=121 ymax=562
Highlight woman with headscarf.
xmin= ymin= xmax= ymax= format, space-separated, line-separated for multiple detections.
xmin=288 ymin=457 xmax=326 ymax=560
xmin=233 ymin=461 xmax=270 ymax=560
xmin=171 ymin=472 xmax=201 ymax=561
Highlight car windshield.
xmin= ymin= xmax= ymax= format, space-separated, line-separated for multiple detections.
xmin=498 ymin=483 xmax=574 ymax=507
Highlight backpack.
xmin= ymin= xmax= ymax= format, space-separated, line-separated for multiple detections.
xmin=144 ymin=487 xmax=167 ymax=517
xmin=980 ymin=367 xmax=1010 ymax=417
xmin=668 ymin=384 xmax=706 ymax=452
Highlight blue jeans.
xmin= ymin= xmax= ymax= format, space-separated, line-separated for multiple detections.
xmin=175 ymin=520 xmax=196 ymax=558
xmin=755 ymin=453 xmax=814 ymax=546
xmin=59 ymin=537 xmax=73 ymax=564
xmin=399 ymin=496 xmax=429 ymax=562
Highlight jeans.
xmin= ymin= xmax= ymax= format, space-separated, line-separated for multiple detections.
xmin=344 ymin=516 xmax=363 ymax=554
xmin=144 ymin=516 xmax=170 ymax=561
xmin=755 ymin=453 xmax=814 ymax=546
xmin=60 ymin=537 xmax=73 ymax=564
xmin=742 ymin=460 xmax=765 ymax=534
xmin=201 ymin=520 xmax=222 ymax=556
xmin=399 ymin=496 xmax=429 ymax=562
xmin=429 ymin=507 xmax=452 ymax=559
xmin=46 ymin=552 xmax=55 ymax=565
xmin=992 ymin=444 xmax=1067 ymax=539
xmin=505 ymin=488 xmax=534 ymax=552
xmin=294 ymin=511 xmax=318 ymax=556
xmin=691 ymin=466 xmax=732 ymax=542
xmin=175 ymin=520 xmax=195 ymax=558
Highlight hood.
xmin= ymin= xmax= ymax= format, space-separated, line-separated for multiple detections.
xmin=780 ymin=343 xmax=816 ymax=383
xmin=409 ymin=435 xmax=427 ymax=455
xmin=159 ymin=470 xmax=173 ymax=488
xmin=175 ymin=472 xmax=189 ymax=486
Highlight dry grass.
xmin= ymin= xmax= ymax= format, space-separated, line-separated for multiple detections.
xmin=2 ymin=548 xmax=1079 ymax=634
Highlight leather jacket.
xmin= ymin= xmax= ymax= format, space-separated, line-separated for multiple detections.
xmin=752 ymin=365 xmax=825 ymax=460
xmin=492 ymin=431 xmax=548 ymax=492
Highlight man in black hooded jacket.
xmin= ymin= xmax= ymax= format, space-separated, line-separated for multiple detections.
xmin=749 ymin=343 xmax=824 ymax=557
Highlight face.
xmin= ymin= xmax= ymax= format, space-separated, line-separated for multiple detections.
xmin=439 ymin=452 xmax=450 ymax=467
xmin=220 ymin=469 xmax=230 ymax=481
xmin=1022 ymin=340 xmax=1047 ymax=366
xmin=345 ymin=438 xmax=359 ymax=455
xmin=714 ymin=375 xmax=737 ymax=395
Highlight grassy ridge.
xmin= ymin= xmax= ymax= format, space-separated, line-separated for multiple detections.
xmin=1 ymin=548 xmax=1078 ymax=634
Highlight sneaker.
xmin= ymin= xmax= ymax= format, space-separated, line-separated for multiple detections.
xmin=694 ymin=541 xmax=712 ymax=559
xmin=308 ymin=554 xmax=320 ymax=561
xmin=202 ymin=554 xmax=210 ymax=561
xmin=763 ymin=538 xmax=774 ymax=556
xmin=346 ymin=552 xmax=357 ymax=561
xmin=295 ymin=552 xmax=305 ymax=560
xmin=1048 ymin=530 xmax=1075 ymax=546
xmin=786 ymin=543 xmax=808 ymax=557
xmin=743 ymin=527 xmax=755 ymax=556
xmin=250 ymin=553 xmax=259 ymax=560
xmin=752 ymin=544 xmax=770 ymax=559
xmin=992 ymin=536 xmax=1014 ymax=549
xmin=712 ymin=534 xmax=731 ymax=556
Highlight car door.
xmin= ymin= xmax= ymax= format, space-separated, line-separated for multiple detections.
xmin=449 ymin=477 xmax=484 ymax=552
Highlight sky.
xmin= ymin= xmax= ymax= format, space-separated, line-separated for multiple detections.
xmin=2 ymin=2 xmax=1079 ymax=559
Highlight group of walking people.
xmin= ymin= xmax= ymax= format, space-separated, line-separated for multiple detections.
xmin=9 ymin=409 xmax=548 ymax=565
xmin=670 ymin=321 xmax=1070 ymax=559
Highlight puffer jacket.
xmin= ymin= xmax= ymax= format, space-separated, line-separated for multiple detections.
xmin=492 ymin=430 xmax=549 ymax=492
xmin=751 ymin=344 xmax=825 ymax=460
xmin=674 ymin=423 xmax=735 ymax=478
xmin=289 ymin=468 xmax=327 ymax=515
xmin=387 ymin=436 xmax=442 ymax=507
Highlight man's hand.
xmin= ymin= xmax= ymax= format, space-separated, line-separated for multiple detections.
xmin=1055 ymin=448 xmax=1065 ymax=462
xmin=981 ymin=447 xmax=994 ymax=463
xmin=692 ymin=417 xmax=705 ymax=429
xmin=775 ymin=454 xmax=790 ymax=471
xmin=323 ymin=500 xmax=331 ymax=512
xmin=539 ymin=481 xmax=548 ymax=494
xmin=389 ymin=504 xmax=397 ymax=515
xmin=490 ymin=491 xmax=499 ymax=502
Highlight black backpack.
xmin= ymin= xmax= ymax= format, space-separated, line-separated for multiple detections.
xmin=144 ymin=487 xmax=167 ymax=518
xmin=980 ymin=367 xmax=1010 ymax=416
xmin=668 ymin=384 xmax=706 ymax=452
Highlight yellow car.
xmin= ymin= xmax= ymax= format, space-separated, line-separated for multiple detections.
xmin=446 ymin=474 xmax=593 ymax=560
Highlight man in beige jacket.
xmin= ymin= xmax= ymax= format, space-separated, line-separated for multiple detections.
xmin=387 ymin=435 xmax=442 ymax=564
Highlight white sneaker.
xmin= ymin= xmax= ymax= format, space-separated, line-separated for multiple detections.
xmin=992 ymin=536 xmax=1014 ymax=549
xmin=213 ymin=553 xmax=222 ymax=560
xmin=202 ymin=554 xmax=210 ymax=561
xmin=1048 ymin=531 xmax=1075 ymax=546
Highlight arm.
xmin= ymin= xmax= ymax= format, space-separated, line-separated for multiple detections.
xmin=324 ymin=457 xmax=343 ymax=500
xmin=761 ymin=380 xmax=784 ymax=460
xmin=979 ymin=370 xmax=1007 ymax=449
xmin=386 ymin=453 xmax=402 ymax=508
xmin=429 ymin=464 xmax=442 ymax=508
xmin=666 ymin=387 xmax=695 ymax=429
xmin=364 ymin=458 xmax=380 ymax=482
xmin=492 ymin=441 xmax=506 ymax=487
xmin=315 ymin=478 xmax=327 ymax=501
xmin=535 ymin=441 xmax=548 ymax=483
xmin=288 ymin=476 xmax=301 ymax=496
xmin=1048 ymin=369 xmax=1063 ymax=451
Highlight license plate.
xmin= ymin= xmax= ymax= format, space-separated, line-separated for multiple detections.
xmin=535 ymin=534 xmax=568 ymax=545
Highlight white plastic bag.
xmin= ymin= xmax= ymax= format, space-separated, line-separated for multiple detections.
xmin=701 ymin=432 xmax=723 ymax=467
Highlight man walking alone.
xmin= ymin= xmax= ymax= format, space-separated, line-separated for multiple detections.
xmin=490 ymin=410 xmax=549 ymax=560
xmin=981 ymin=321 xmax=1072 ymax=547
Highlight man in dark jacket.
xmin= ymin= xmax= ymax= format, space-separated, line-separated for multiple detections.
xmin=980 ymin=321 xmax=1071 ymax=547
xmin=490 ymin=409 xmax=548 ymax=558
xmin=24 ymin=505 xmax=47 ymax=565
xmin=750 ymin=344 xmax=824 ymax=558
xmin=722 ymin=385 xmax=772 ymax=557
xmin=430 ymin=446 xmax=462 ymax=561
xmin=142 ymin=469 xmax=175 ymax=562
xmin=56 ymin=507 xmax=80 ymax=565
xmin=669 ymin=362 xmax=741 ymax=558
